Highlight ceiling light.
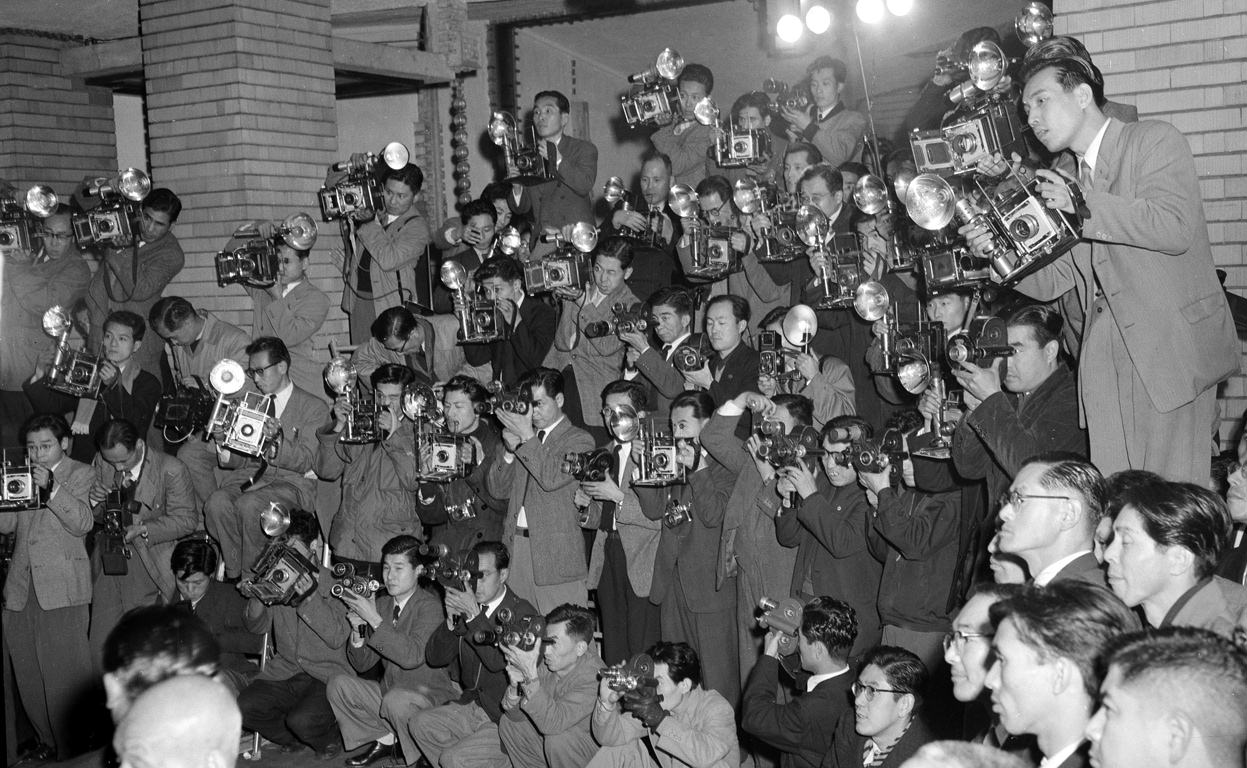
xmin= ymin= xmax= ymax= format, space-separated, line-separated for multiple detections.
xmin=886 ymin=0 xmax=914 ymax=16
xmin=805 ymin=5 xmax=832 ymax=34
xmin=777 ymin=13 xmax=805 ymax=43
xmin=856 ymin=0 xmax=885 ymax=24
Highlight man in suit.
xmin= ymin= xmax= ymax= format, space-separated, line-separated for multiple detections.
xmin=498 ymin=603 xmax=605 ymax=768
xmin=0 ymin=414 xmax=95 ymax=760
xmin=410 ymin=541 xmax=537 ymax=768
xmin=621 ymin=286 xmax=701 ymax=419
xmin=510 ymin=90 xmax=597 ymax=242
xmin=577 ymin=380 xmax=662 ymax=664
xmin=84 ymin=188 xmax=186 ymax=375
xmin=741 ymin=596 xmax=857 ymax=768
xmin=650 ymin=63 xmax=717 ymax=188
xmin=780 ymin=57 xmax=866 ymax=172
xmin=600 ymin=149 xmax=682 ymax=301
xmin=997 ymin=454 xmax=1107 ymax=587
xmin=327 ymin=535 xmax=456 ymax=767
xmin=205 ymin=337 xmax=327 ymax=579
xmin=87 ymin=418 xmax=199 ymax=668
xmin=985 ymin=582 xmax=1139 ymax=768
xmin=486 ymin=368 xmax=594 ymax=614
xmin=684 ymin=294 xmax=760 ymax=407
xmin=465 ymin=256 xmax=557 ymax=386
xmin=350 ymin=306 xmax=436 ymax=387
xmin=964 ymin=39 xmax=1238 ymax=485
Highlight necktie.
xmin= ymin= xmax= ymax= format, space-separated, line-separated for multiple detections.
xmin=599 ymin=444 xmax=625 ymax=531
xmin=113 ymin=468 xmax=129 ymax=490
xmin=662 ymin=343 xmax=673 ymax=359
xmin=1079 ymin=158 xmax=1094 ymax=191
xmin=537 ymin=429 xmax=547 ymax=444
xmin=392 ymin=604 xmax=400 ymax=626
xmin=189 ymin=338 xmax=201 ymax=355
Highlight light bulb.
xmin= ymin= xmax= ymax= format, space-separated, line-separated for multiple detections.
xmin=856 ymin=0 xmax=885 ymax=23
xmin=886 ymin=0 xmax=913 ymax=16
xmin=777 ymin=13 xmax=804 ymax=43
xmin=805 ymin=5 xmax=832 ymax=34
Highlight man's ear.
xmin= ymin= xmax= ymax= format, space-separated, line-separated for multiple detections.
xmin=555 ymin=393 xmax=565 ymax=409
xmin=623 ymin=267 xmax=634 ymax=281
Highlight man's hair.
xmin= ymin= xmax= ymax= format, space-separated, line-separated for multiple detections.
xmin=170 ymin=538 xmax=219 ymax=581
xmin=964 ymin=581 xmax=1025 ymax=614
xmin=381 ymin=163 xmax=424 ymax=196
xmin=382 ymin=534 xmax=424 ymax=568
xmin=102 ymin=605 xmax=219 ymax=703
xmin=104 ymin=310 xmax=147 ymax=342
xmin=602 ymin=379 xmax=649 ymax=412
xmin=480 ymin=181 xmax=511 ymax=204
xmin=807 ymin=56 xmax=848 ymax=84
xmin=1006 ymin=304 xmax=1064 ymax=349
xmin=731 ymin=91 xmax=771 ymax=120
xmin=706 ymin=293 xmax=750 ymax=323
xmin=1024 ymin=452 xmax=1106 ymax=534
xmin=1103 ymin=469 xmax=1165 ymax=521
xmin=759 ymin=306 xmax=788 ymax=329
xmin=520 ymin=366 xmax=564 ymax=400
xmin=443 ymin=374 xmax=489 ymax=405
xmin=860 ymin=645 xmax=928 ymax=710
xmin=646 ymin=286 xmax=695 ymax=318
xmin=473 ymin=540 xmax=511 ymax=571
xmin=22 ymin=412 xmax=71 ymax=444
xmin=640 ymin=147 xmax=673 ymax=174
xmin=97 ymin=418 xmax=141 ymax=451
xmin=148 ymin=296 xmax=197 ymax=332
xmin=801 ymin=596 xmax=858 ymax=659
xmin=546 ymin=603 xmax=597 ymax=645
xmin=798 ymin=164 xmax=845 ymax=198
xmin=837 ymin=161 xmax=870 ymax=179
xmin=372 ymin=363 xmax=415 ymax=390
xmin=1112 ymin=480 xmax=1233 ymax=578
xmin=772 ymin=394 xmax=813 ymax=427
xmin=670 ymin=390 xmax=716 ymax=420
xmin=677 ymin=63 xmax=714 ymax=95
xmin=284 ymin=507 xmax=322 ymax=547
xmin=695 ymin=175 xmax=732 ymax=205
xmin=371 ymin=306 xmax=418 ymax=343
xmin=476 ymin=254 xmax=524 ymax=284
xmin=785 ymin=142 xmax=823 ymax=165
xmin=1021 ymin=36 xmax=1107 ymax=106
xmin=988 ymin=581 xmax=1137 ymax=700
xmin=1106 ymin=627 xmax=1247 ymax=762
xmin=822 ymin=415 xmax=873 ymax=444
xmin=596 ymin=236 xmax=635 ymax=271
xmin=245 ymin=336 xmax=290 ymax=368
xmin=143 ymin=188 xmax=182 ymax=223
xmin=649 ymin=640 xmax=702 ymax=687
xmin=460 ymin=198 xmax=497 ymax=226
xmin=534 ymin=90 xmax=571 ymax=113
xmin=907 ymin=741 xmax=1031 ymax=768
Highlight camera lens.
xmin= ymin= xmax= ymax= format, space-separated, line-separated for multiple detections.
xmin=951 ymin=132 xmax=979 ymax=154
xmin=241 ymin=423 xmax=255 ymax=437
xmin=343 ymin=192 xmax=359 ymax=206
xmin=1009 ymin=215 xmax=1038 ymax=240
xmin=436 ymin=449 xmax=451 ymax=463
xmin=653 ymin=453 xmax=669 ymax=469
xmin=549 ymin=267 xmax=566 ymax=281
xmin=97 ymin=217 xmax=115 ymax=233
xmin=0 ymin=232 xmax=13 ymax=246
xmin=7 ymin=479 xmax=23 ymax=494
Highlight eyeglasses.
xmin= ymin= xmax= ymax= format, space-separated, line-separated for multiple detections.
xmin=997 ymin=490 xmax=1074 ymax=509
xmin=851 ymin=681 xmax=906 ymax=702
xmin=942 ymin=630 xmax=992 ymax=652
xmin=245 ymin=362 xmax=279 ymax=378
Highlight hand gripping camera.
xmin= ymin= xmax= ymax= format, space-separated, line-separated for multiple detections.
xmin=563 ymin=447 xmax=615 ymax=482
xmin=0 ymin=450 xmax=41 ymax=512
xmin=603 ymin=177 xmax=669 ymax=249
xmin=330 ymin=562 xmax=381 ymax=599
xmin=733 ymin=178 xmax=803 ymax=264
xmin=762 ymin=78 xmax=811 ymax=114
xmin=601 ymin=653 xmax=659 ymax=696
xmin=324 ymin=356 xmax=384 ymax=444
xmin=72 ymin=169 xmax=151 ymax=249
xmin=98 ymin=487 xmax=140 ymax=576
xmin=207 ymin=360 xmax=281 ymax=458
xmin=758 ymin=596 xmax=804 ymax=656
xmin=319 ymin=142 xmax=409 ymax=222
xmin=850 ymin=427 xmax=909 ymax=475
xmin=483 ymin=382 xmax=531 ymax=416
xmin=240 ymin=535 xmax=320 ymax=606
xmin=620 ymin=48 xmax=686 ymax=128
xmin=441 ymin=260 xmax=510 ymax=345
xmin=584 ymin=302 xmax=650 ymax=339
xmin=41 ymin=306 xmax=105 ymax=399
xmin=712 ymin=126 xmax=772 ymax=169
xmin=420 ymin=543 xmax=481 ymax=593
xmin=488 ymin=111 xmax=551 ymax=186
xmin=524 ymin=223 xmax=596 ymax=294
xmin=473 ymin=608 xmax=547 ymax=651
xmin=754 ymin=419 xmax=823 ymax=470
xmin=671 ymin=333 xmax=712 ymax=373
xmin=0 ymin=184 xmax=58 ymax=260
xmin=418 ymin=433 xmax=476 ymax=482
xmin=216 ymin=212 xmax=318 ymax=288
xmin=947 ymin=316 xmax=1014 ymax=369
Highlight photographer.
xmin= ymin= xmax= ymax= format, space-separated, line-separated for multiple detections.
xmin=621 ymin=286 xmax=699 ymax=419
xmin=546 ymin=236 xmax=641 ymax=437
xmin=237 ymin=508 xmax=353 ymax=759
xmin=590 ymin=641 xmax=738 ymax=768
xmin=756 ymin=306 xmax=855 ymax=428
xmin=780 ymin=57 xmax=866 ymax=171
xmin=464 ymin=255 xmax=557 ymax=386
xmin=498 ymin=604 xmax=605 ymax=768
xmin=316 ymin=363 xmax=423 ymax=579
xmin=350 ymin=306 xmax=435 ymax=388
xmin=600 ymin=149 xmax=682 ymax=301
xmin=0 ymin=413 xmax=95 ymax=760
xmin=327 ymin=535 xmax=455 ymax=767
xmin=683 ymin=294 xmax=761 ymax=407
xmin=708 ymin=91 xmax=787 ymax=186
xmin=510 ymin=90 xmax=598 ymax=240
xmin=416 ymin=375 xmax=507 ymax=554
xmin=87 ymin=418 xmax=198 ymax=669
xmin=651 ymin=63 xmax=717 ymax=188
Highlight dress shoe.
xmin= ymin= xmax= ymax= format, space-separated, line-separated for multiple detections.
xmin=345 ymin=741 xmax=397 ymax=767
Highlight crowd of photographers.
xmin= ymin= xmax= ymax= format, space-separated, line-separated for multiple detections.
xmin=2 ymin=24 xmax=1247 ymax=768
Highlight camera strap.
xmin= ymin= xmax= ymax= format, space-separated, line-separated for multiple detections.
xmin=103 ymin=237 xmax=142 ymax=305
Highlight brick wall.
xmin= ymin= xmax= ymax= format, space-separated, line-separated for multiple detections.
xmin=1056 ymin=0 xmax=1247 ymax=447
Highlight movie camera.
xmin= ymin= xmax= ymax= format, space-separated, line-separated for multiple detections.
xmin=216 ymin=212 xmax=318 ymax=288
xmin=41 ymin=306 xmax=105 ymax=399
xmin=733 ymin=178 xmax=803 ymax=263
xmin=0 ymin=184 xmax=58 ymax=260
xmin=98 ymin=487 xmax=140 ymax=576
xmin=441 ymin=260 xmax=509 ymax=345
xmin=947 ymin=316 xmax=1014 ymax=368
xmin=563 ymin=447 xmax=614 ymax=482
xmin=473 ymin=608 xmax=547 ymax=651
xmin=482 ymin=381 xmax=531 ymax=416
xmin=757 ymin=596 xmax=804 ymax=656
xmin=601 ymin=653 xmax=659 ymax=696
xmin=670 ymin=183 xmax=743 ymax=280
xmin=850 ymin=427 xmax=909 ymax=475
xmin=71 ymin=169 xmax=151 ymax=249
xmin=318 ymin=142 xmax=409 ymax=222
xmin=603 ymin=176 xmax=668 ymax=248
xmin=0 ymin=450 xmax=41 ymax=512
xmin=620 ymin=48 xmax=686 ymax=128
xmin=584 ymin=302 xmax=649 ymax=339
xmin=488 ymin=111 xmax=552 ymax=186
xmin=761 ymin=78 xmax=810 ymax=113
xmin=524 ymin=223 xmax=596 ymax=294
xmin=419 ymin=543 xmax=480 ymax=593
xmin=330 ymin=562 xmax=381 ymax=599
xmin=206 ymin=359 xmax=281 ymax=459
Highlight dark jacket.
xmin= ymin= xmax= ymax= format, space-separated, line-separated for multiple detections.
xmin=708 ymin=342 xmax=760 ymax=407
xmin=742 ymin=656 xmax=852 ymax=768
xmin=349 ymin=588 xmax=456 ymax=703
xmin=867 ymin=486 xmax=959 ymax=632
xmin=631 ymin=334 xmax=702 ymax=419
xmin=177 ymin=579 xmax=264 ymax=677
xmin=464 ymin=294 xmax=557 ymax=385
xmin=416 ymin=420 xmax=507 ymax=553
xmin=24 ymin=362 xmax=162 ymax=464
xmin=825 ymin=710 xmax=935 ymax=768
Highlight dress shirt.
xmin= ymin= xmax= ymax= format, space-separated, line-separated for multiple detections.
xmin=516 ymin=416 xmax=565 ymax=529
xmin=281 ymin=280 xmax=302 ymax=298
xmin=1039 ymin=741 xmax=1083 ymax=768
xmin=272 ymin=381 xmax=294 ymax=419
xmin=1079 ymin=118 xmax=1112 ymax=176
xmin=481 ymin=586 xmax=509 ymax=619
xmin=1033 ymin=550 xmax=1094 ymax=586
xmin=805 ymin=664 xmax=849 ymax=693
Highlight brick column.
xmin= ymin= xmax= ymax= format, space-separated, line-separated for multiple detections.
xmin=0 ymin=30 xmax=118 ymax=192
xmin=139 ymin=0 xmax=343 ymax=343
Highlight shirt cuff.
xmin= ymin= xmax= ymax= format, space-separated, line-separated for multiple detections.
xmin=717 ymin=401 xmax=745 ymax=417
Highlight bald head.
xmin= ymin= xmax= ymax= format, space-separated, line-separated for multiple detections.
xmin=115 ymin=675 xmax=241 ymax=768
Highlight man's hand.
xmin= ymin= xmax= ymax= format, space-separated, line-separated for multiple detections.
xmin=123 ymin=521 xmax=148 ymax=544
xmin=501 ymin=642 xmax=541 ymax=685
xmin=619 ymin=330 xmax=649 ymax=354
xmin=763 ymin=630 xmax=783 ymax=659
xmin=553 ymin=286 xmax=585 ymax=303
xmin=733 ymin=391 xmax=776 ymax=417
xmin=859 ymin=467 xmax=892 ymax=495
xmin=780 ymin=104 xmax=812 ymax=132
xmin=582 ymin=478 xmax=624 ymax=504
xmin=778 ymin=461 xmax=818 ymax=499
xmin=1034 ymin=168 xmax=1080 ymax=214
xmin=496 ymin=297 xmax=517 ymax=325
xmin=683 ymin=364 xmax=713 ymax=390
xmin=744 ymin=434 xmax=776 ymax=483
xmin=98 ymin=360 xmax=120 ymax=386
xmin=89 ymin=482 xmax=108 ymax=507
xmin=32 ymin=464 xmax=53 ymax=492
xmin=952 ymin=360 xmax=1002 ymax=403
xmin=573 ymin=487 xmax=592 ymax=508
xmin=613 ymin=210 xmax=647 ymax=232
xmin=730 ymin=231 xmax=748 ymax=253
xmin=444 ymin=585 xmax=480 ymax=622
xmin=338 ymin=589 xmax=383 ymax=629
xmin=917 ymin=387 xmax=943 ymax=426
xmin=622 ymin=691 xmax=667 ymax=730
xmin=598 ymin=678 xmax=622 ymax=707
xmin=331 ymin=395 xmax=351 ymax=433
xmin=794 ymin=351 xmax=819 ymax=382
xmin=496 ymin=408 xmax=535 ymax=444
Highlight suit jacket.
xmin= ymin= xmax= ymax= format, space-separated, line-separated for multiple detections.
xmin=248 ymin=280 xmax=330 ymax=399
xmin=220 ymin=385 xmax=326 ymax=508
xmin=1162 ymin=576 xmax=1247 ymax=638
xmin=85 ymin=232 xmax=185 ymax=374
xmin=582 ymin=439 xmax=662 ymax=598
xmin=741 ymin=657 xmax=852 ymax=768
xmin=826 ymin=711 xmax=934 ymax=768
xmin=0 ymin=457 xmax=94 ymax=611
xmin=349 ymin=331 xmax=436 ymax=388
xmin=651 ymin=122 xmax=716 ymax=187
xmin=708 ymin=342 xmax=761 ymax=407
xmin=545 ymin=282 xmax=640 ymax=427
xmin=631 ymin=334 xmax=701 ymax=418
xmin=1047 ymin=742 xmax=1091 ymax=768
xmin=512 ymin=135 xmax=597 ymax=234
xmin=178 ymin=579 xmax=264 ymax=675
xmin=348 ymin=588 xmax=456 ymax=702
xmin=91 ymin=448 xmax=199 ymax=600
xmin=163 ymin=311 xmax=252 ymax=385
xmin=245 ymin=571 xmax=352 ymax=684
xmin=486 ymin=417 xmax=595 ymax=585
xmin=417 ymin=420 xmax=508 ymax=553
xmin=0 ymin=253 xmax=90 ymax=390
xmin=464 ymin=295 xmax=557 ymax=386
xmin=1048 ymin=552 xmax=1109 ymax=589
xmin=799 ymin=103 xmax=867 ymax=171
xmin=1217 ymin=525 xmax=1247 ymax=585
xmin=1015 ymin=118 xmax=1239 ymax=415
xmin=348 ymin=206 xmax=431 ymax=314
xmin=504 ymin=647 xmax=604 ymax=739
xmin=593 ymin=685 xmax=738 ymax=768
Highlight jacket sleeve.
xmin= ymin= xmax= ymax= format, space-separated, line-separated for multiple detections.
xmin=424 ymin=621 xmax=461 ymax=669
xmin=315 ymin=425 xmax=350 ymax=481
xmin=870 ymin=488 xmax=957 ymax=560
xmin=297 ymin=584 xmax=352 ymax=649
xmin=740 ymin=656 xmax=814 ymax=755
xmin=806 ymin=111 xmax=866 ymax=169
xmin=962 ymin=387 xmax=1087 ymax=477
xmin=592 ymin=701 xmax=647 ymax=747
xmin=521 ymin=666 xmax=600 ymax=735
xmin=143 ymin=459 xmax=199 ymax=544
xmin=106 ymin=237 xmax=185 ymax=302
xmin=555 ymin=140 xmax=598 ymax=200
xmin=355 ymin=215 xmax=431 ymax=272
xmin=512 ymin=303 xmax=557 ymax=375
xmin=691 ymin=460 xmax=733 ymax=528
xmin=950 ymin=416 xmax=993 ymax=481
xmin=1013 ymin=251 xmax=1077 ymax=302
xmin=47 ymin=463 xmax=95 ymax=537
xmin=514 ymin=430 xmax=594 ymax=493
xmin=485 ymin=447 xmax=516 ymax=500
xmin=798 ymin=489 xmax=872 ymax=558
xmin=652 ymin=692 xmax=737 ymax=768
xmin=635 ymin=347 xmax=688 ymax=400
xmin=261 ymin=287 xmax=330 ymax=347
xmin=652 ymin=123 xmax=715 ymax=182
xmin=271 ymin=398 xmax=328 ymax=475
xmin=699 ymin=410 xmax=747 ymax=473
xmin=802 ymin=358 xmax=856 ymax=426
xmin=380 ymin=431 xmax=423 ymax=492
xmin=213 ymin=587 xmax=265 ymax=656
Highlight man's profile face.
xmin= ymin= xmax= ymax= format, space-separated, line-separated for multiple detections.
xmin=652 ymin=662 xmax=691 ymax=712
xmin=944 ymin=593 xmax=996 ymax=703
xmin=996 ymin=462 xmax=1067 ymax=558
xmin=101 ymin=440 xmax=144 ymax=473
xmin=984 ymin=617 xmax=1055 ymax=737
xmin=540 ymin=621 xmax=584 ymax=675
xmin=1022 ymin=65 xmax=1089 ymax=154
xmin=156 ymin=319 xmax=198 ymax=348
xmin=138 ymin=206 xmax=173 ymax=243
xmin=1086 ymin=665 xmax=1168 ymax=768
xmin=639 ymin=158 xmax=672 ymax=209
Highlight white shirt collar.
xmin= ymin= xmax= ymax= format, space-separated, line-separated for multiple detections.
xmin=1080 ymin=118 xmax=1111 ymax=173
xmin=483 ymin=586 xmax=508 ymax=618
xmin=1033 ymin=549 xmax=1093 ymax=586
xmin=393 ymin=593 xmax=413 ymax=615
xmin=273 ymin=381 xmax=295 ymax=419
xmin=805 ymin=664 xmax=850 ymax=693
xmin=281 ymin=280 xmax=302 ymax=298
xmin=539 ymin=416 xmax=565 ymax=439
xmin=1039 ymin=740 xmax=1083 ymax=768
xmin=665 ymin=332 xmax=692 ymax=355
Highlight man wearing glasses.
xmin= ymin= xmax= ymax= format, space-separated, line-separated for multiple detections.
xmin=204 ymin=337 xmax=327 ymax=579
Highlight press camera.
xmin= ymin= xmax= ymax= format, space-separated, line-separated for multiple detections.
xmin=620 ymin=48 xmax=685 ymax=128
xmin=418 ymin=433 xmax=475 ymax=482
xmin=0 ymin=184 xmax=58 ymax=260
xmin=207 ymin=361 xmax=281 ymax=459
xmin=919 ymin=244 xmax=993 ymax=292
xmin=488 ymin=111 xmax=551 ymax=186
xmin=685 ymin=222 xmax=742 ymax=279
xmin=41 ymin=306 xmax=104 ymax=399
xmin=712 ymin=127 xmax=771 ymax=169
xmin=72 ymin=169 xmax=151 ymax=248
xmin=240 ymin=536 xmax=320 ymax=606
xmin=319 ymin=142 xmax=409 ymax=222
xmin=216 ymin=212 xmax=318 ymax=288
xmin=632 ymin=427 xmax=685 ymax=488
xmin=0 ymin=451 xmax=40 ymax=512
xmin=970 ymin=168 xmax=1082 ymax=285
xmin=330 ymin=562 xmax=381 ymax=599
xmin=757 ymin=596 xmax=803 ymax=656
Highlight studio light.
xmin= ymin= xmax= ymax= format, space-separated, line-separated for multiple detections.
xmin=777 ymin=13 xmax=805 ymax=42
xmin=855 ymin=0 xmax=885 ymax=24
xmin=805 ymin=4 xmax=832 ymax=34
xmin=885 ymin=0 xmax=913 ymax=16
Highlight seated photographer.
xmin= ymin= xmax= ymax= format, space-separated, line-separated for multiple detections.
xmin=498 ymin=603 xmax=605 ymax=768
xmin=651 ymin=63 xmax=717 ymax=188
xmin=683 ymin=294 xmax=761 ymax=407
xmin=464 ymin=255 xmax=557 ymax=387
xmin=638 ymin=390 xmax=740 ymax=704
xmin=578 ymin=380 xmax=662 ymax=664
xmin=317 ymin=363 xmax=423 ymax=578
xmin=205 ymin=337 xmax=327 ymax=580
xmin=741 ymin=597 xmax=857 ymax=768
xmin=599 ymin=149 xmax=682 ymax=301
xmin=757 ymin=306 xmax=855 ymax=428
xmin=24 ymin=309 xmax=161 ymax=463
xmin=411 ymin=541 xmax=537 ymax=768
xmin=707 ymin=91 xmax=787 ymax=186
xmin=0 ymin=413 xmax=95 ymax=760
xmin=775 ymin=415 xmax=884 ymax=656
xmin=486 ymin=367 xmax=594 ymax=614
xmin=87 ymin=418 xmax=198 ymax=668
xmin=350 ymin=305 xmax=435 ymax=388
xmin=416 ymin=375 xmax=507 ymax=555
xmin=545 ymin=236 xmax=641 ymax=438
xmin=327 ymin=535 xmax=456 ymax=768
xmin=589 ymin=640 xmax=738 ymax=768
xmin=621 ymin=285 xmax=699 ymax=419
xmin=825 ymin=646 xmax=934 ymax=768
xmin=237 ymin=507 xmax=352 ymax=758
xmin=170 ymin=537 xmax=263 ymax=696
